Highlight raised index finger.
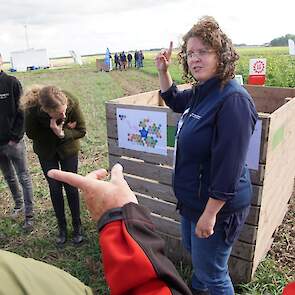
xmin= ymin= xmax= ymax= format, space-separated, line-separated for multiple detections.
xmin=48 ymin=169 xmax=89 ymax=191
xmin=167 ymin=41 xmax=173 ymax=57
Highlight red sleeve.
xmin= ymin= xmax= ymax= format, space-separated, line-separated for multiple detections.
xmin=99 ymin=203 xmax=192 ymax=295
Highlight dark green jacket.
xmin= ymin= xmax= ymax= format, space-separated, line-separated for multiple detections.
xmin=25 ymin=91 xmax=86 ymax=160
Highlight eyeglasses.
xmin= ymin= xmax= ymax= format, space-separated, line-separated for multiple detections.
xmin=185 ymin=49 xmax=214 ymax=59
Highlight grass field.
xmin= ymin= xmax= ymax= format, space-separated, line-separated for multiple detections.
xmin=0 ymin=47 xmax=294 ymax=294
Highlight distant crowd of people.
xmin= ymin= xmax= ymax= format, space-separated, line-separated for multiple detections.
xmin=113 ymin=50 xmax=144 ymax=70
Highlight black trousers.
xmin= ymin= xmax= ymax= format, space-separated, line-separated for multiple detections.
xmin=39 ymin=154 xmax=81 ymax=229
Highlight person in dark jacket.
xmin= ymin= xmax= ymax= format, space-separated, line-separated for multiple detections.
xmin=0 ymin=164 xmax=192 ymax=295
xmin=120 ymin=51 xmax=127 ymax=70
xmin=155 ymin=17 xmax=258 ymax=295
xmin=127 ymin=52 xmax=133 ymax=68
xmin=0 ymin=56 xmax=34 ymax=230
xmin=134 ymin=50 xmax=139 ymax=68
xmin=114 ymin=52 xmax=120 ymax=70
xmin=21 ymin=85 xmax=86 ymax=245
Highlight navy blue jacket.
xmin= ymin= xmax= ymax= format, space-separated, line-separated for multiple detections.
xmin=160 ymin=77 xmax=258 ymax=221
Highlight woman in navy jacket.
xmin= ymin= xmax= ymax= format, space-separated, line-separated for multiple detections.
xmin=155 ymin=16 xmax=258 ymax=295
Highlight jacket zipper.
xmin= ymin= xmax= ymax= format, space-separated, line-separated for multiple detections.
xmin=198 ymin=164 xmax=203 ymax=198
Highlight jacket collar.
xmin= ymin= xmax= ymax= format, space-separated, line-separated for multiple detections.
xmin=197 ymin=76 xmax=220 ymax=92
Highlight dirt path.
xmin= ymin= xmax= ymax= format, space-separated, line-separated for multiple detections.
xmin=109 ymin=69 xmax=160 ymax=97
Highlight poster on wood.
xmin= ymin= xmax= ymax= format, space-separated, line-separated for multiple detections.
xmin=246 ymin=119 xmax=262 ymax=170
xmin=117 ymin=108 xmax=167 ymax=155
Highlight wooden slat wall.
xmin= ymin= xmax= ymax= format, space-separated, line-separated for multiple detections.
xmin=108 ymin=138 xmax=266 ymax=186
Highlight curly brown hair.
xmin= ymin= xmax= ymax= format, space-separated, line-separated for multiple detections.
xmin=178 ymin=16 xmax=239 ymax=86
xmin=21 ymin=85 xmax=67 ymax=112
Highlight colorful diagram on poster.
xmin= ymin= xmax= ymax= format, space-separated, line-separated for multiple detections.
xmin=117 ymin=108 xmax=167 ymax=155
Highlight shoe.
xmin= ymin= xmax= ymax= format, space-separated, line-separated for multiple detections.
xmin=11 ymin=207 xmax=23 ymax=219
xmin=23 ymin=217 xmax=34 ymax=232
xmin=72 ymin=225 xmax=84 ymax=245
xmin=56 ymin=228 xmax=67 ymax=245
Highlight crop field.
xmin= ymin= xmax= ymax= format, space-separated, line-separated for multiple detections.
xmin=0 ymin=47 xmax=294 ymax=294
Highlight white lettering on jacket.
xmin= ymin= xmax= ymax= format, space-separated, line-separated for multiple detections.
xmin=189 ymin=113 xmax=202 ymax=120
xmin=0 ymin=93 xmax=9 ymax=100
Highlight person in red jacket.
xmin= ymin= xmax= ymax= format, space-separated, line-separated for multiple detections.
xmin=0 ymin=164 xmax=192 ymax=295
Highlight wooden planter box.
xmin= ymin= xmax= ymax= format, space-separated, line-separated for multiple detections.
xmin=106 ymin=84 xmax=295 ymax=284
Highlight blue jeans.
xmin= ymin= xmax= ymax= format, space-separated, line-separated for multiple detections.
xmin=0 ymin=139 xmax=34 ymax=217
xmin=181 ymin=216 xmax=235 ymax=295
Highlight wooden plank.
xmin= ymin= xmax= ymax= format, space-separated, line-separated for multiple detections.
xmin=151 ymin=213 xmax=181 ymax=238
xmin=109 ymin=154 xmax=173 ymax=185
xmin=106 ymin=101 xmax=169 ymax=118
xmin=125 ymin=172 xmax=261 ymax=207
xmin=136 ymin=192 xmax=179 ymax=221
xmin=124 ymin=174 xmax=176 ymax=204
xmin=249 ymin=164 xmax=265 ymax=186
xmin=252 ymin=184 xmax=262 ymax=206
xmin=228 ymin=256 xmax=253 ymax=284
xmin=259 ymin=116 xmax=271 ymax=164
xmin=239 ymin=223 xmax=258 ymax=244
xmin=231 ymin=240 xmax=255 ymax=261
xmin=254 ymin=98 xmax=295 ymax=271
xmin=253 ymin=237 xmax=274 ymax=276
xmin=254 ymin=203 xmax=289 ymax=273
xmin=114 ymin=90 xmax=161 ymax=105
xmin=157 ymin=232 xmax=191 ymax=263
xmin=106 ymin=102 xmax=181 ymax=126
xmin=108 ymin=138 xmax=174 ymax=166
xmin=245 ymin=85 xmax=295 ymax=114
xmin=106 ymin=118 xmax=117 ymax=139
xmin=246 ymin=205 xmax=260 ymax=226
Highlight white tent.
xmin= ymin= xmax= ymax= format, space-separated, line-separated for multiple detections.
xmin=10 ymin=48 xmax=50 ymax=72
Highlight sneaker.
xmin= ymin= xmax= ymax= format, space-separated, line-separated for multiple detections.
xmin=23 ymin=218 xmax=34 ymax=232
xmin=56 ymin=229 xmax=67 ymax=245
xmin=72 ymin=225 xmax=84 ymax=245
xmin=11 ymin=207 xmax=23 ymax=219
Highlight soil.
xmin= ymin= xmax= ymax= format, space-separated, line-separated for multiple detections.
xmin=269 ymin=191 xmax=295 ymax=279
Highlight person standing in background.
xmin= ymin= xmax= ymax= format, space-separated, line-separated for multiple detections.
xmin=127 ymin=52 xmax=133 ymax=68
xmin=0 ymin=53 xmax=34 ymax=231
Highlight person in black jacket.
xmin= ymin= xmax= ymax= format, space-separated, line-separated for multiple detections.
xmin=155 ymin=17 xmax=258 ymax=295
xmin=0 ymin=54 xmax=34 ymax=230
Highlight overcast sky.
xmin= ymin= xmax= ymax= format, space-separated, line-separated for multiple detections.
xmin=0 ymin=0 xmax=293 ymax=59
